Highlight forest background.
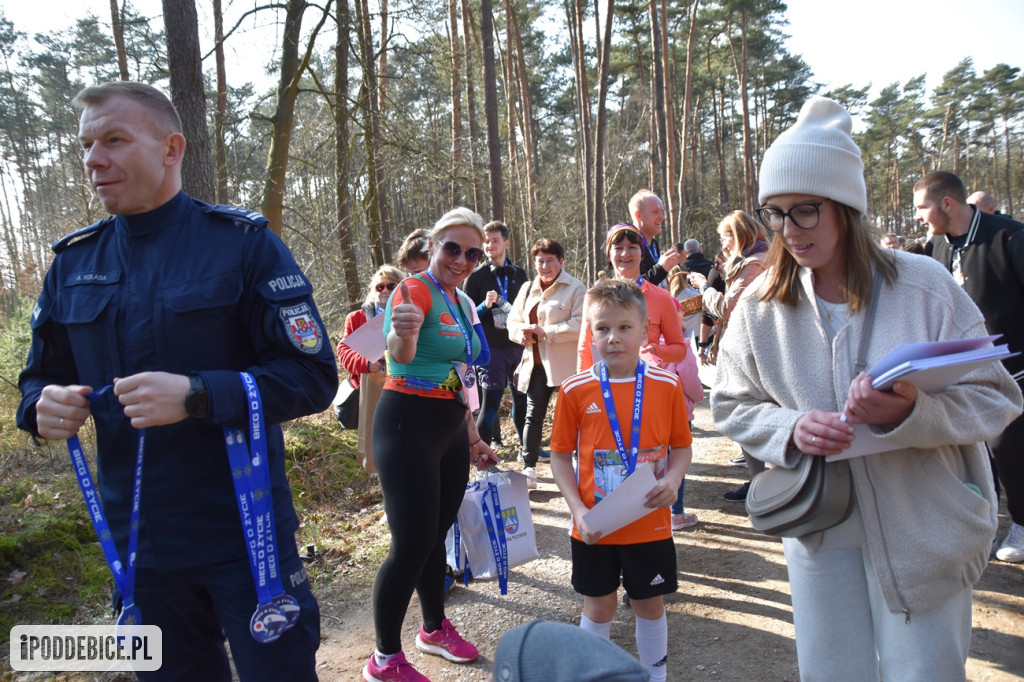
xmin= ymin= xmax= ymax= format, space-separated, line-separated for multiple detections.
xmin=0 ymin=0 xmax=1022 ymax=335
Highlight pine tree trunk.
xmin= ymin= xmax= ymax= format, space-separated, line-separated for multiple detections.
xmin=163 ymin=0 xmax=215 ymax=204
xmin=335 ymin=0 xmax=362 ymax=307
xmin=480 ymin=0 xmax=504 ymax=221
xmin=449 ymin=0 xmax=464 ymax=206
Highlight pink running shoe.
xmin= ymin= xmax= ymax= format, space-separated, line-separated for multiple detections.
xmin=362 ymin=651 xmax=430 ymax=682
xmin=415 ymin=618 xmax=479 ymax=663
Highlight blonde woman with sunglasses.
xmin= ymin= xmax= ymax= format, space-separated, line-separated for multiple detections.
xmin=364 ymin=207 xmax=499 ymax=682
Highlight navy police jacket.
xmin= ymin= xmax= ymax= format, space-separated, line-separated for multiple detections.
xmin=17 ymin=191 xmax=338 ymax=570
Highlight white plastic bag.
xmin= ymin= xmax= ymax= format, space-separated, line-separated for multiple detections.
xmin=445 ymin=470 xmax=539 ymax=594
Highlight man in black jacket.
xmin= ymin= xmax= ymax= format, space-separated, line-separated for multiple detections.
xmin=916 ymin=170 xmax=1024 ymax=563
xmin=682 ymin=239 xmax=714 ymax=277
xmin=463 ymin=221 xmax=528 ymax=451
xmin=630 ymin=189 xmax=680 ymax=286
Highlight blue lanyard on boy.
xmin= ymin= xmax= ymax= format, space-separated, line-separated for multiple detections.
xmin=66 ymin=384 xmax=144 ymax=627
xmin=597 ymin=360 xmax=645 ymax=475
xmin=424 ymin=270 xmax=476 ymax=387
xmin=223 ymin=372 xmax=300 ymax=643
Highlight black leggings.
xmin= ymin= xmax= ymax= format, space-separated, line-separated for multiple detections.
xmin=370 ymin=390 xmax=471 ymax=655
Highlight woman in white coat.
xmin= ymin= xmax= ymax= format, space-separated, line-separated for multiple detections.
xmin=712 ymin=96 xmax=1022 ymax=681
xmin=507 ymin=239 xmax=587 ymax=488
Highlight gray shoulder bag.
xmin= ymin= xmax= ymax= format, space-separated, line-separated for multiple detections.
xmin=745 ymin=274 xmax=882 ymax=537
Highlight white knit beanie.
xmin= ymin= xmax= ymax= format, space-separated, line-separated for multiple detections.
xmin=758 ymin=96 xmax=866 ymax=215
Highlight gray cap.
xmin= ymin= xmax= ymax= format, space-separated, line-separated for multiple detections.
xmin=492 ymin=621 xmax=651 ymax=682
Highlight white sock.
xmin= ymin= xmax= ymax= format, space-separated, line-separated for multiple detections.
xmin=635 ymin=613 xmax=668 ymax=682
xmin=374 ymin=649 xmax=399 ymax=667
xmin=579 ymin=613 xmax=612 ymax=639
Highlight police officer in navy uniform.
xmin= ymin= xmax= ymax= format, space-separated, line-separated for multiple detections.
xmin=16 ymin=82 xmax=337 ymax=680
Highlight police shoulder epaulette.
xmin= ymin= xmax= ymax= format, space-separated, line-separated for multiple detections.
xmin=51 ymin=216 xmax=115 ymax=254
xmin=196 ymin=200 xmax=270 ymax=232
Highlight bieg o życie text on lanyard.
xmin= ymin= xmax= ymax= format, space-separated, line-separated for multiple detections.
xmin=66 ymin=385 xmax=144 ymax=627
xmin=597 ymin=359 xmax=646 ymax=475
xmin=223 ymin=372 xmax=300 ymax=644
xmin=424 ymin=270 xmax=476 ymax=389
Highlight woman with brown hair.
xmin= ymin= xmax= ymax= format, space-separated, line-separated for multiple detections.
xmin=688 ymin=211 xmax=769 ymax=502
xmin=507 ymin=238 xmax=587 ymax=488
xmin=713 ymin=96 xmax=1021 ymax=680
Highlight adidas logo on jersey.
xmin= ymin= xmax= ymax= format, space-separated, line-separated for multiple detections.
xmin=585 ymin=402 xmax=602 ymax=414
xmin=650 ymin=574 xmax=665 ymax=586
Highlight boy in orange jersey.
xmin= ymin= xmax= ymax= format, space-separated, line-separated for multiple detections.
xmin=549 ymin=279 xmax=692 ymax=682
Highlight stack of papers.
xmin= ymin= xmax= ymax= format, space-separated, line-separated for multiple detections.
xmin=826 ymin=335 xmax=1017 ymax=462
xmin=870 ymin=336 xmax=1015 ymax=392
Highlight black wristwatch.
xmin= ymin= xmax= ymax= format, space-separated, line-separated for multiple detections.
xmin=185 ymin=374 xmax=209 ymax=420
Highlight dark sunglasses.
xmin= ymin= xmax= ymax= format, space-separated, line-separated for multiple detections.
xmin=375 ymin=281 xmax=398 ymax=293
xmin=441 ymin=241 xmax=485 ymax=264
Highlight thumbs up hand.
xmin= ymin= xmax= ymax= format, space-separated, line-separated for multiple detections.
xmin=390 ymin=281 xmax=424 ymax=339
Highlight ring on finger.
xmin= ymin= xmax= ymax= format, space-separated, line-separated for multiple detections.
xmin=60 ymin=416 xmax=65 ymax=428
xmin=811 ymin=435 xmax=818 ymax=445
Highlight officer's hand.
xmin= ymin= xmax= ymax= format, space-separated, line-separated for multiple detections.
xmin=36 ymin=384 xmax=93 ymax=440
xmin=390 ymin=282 xmax=424 ymax=339
xmin=114 ymin=372 xmax=190 ymax=428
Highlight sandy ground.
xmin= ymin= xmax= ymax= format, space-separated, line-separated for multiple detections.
xmin=313 ymin=401 xmax=1024 ymax=681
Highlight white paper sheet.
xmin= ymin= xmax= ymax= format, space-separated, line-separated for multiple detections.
xmin=581 ymin=465 xmax=658 ymax=537
xmin=826 ymin=336 xmax=1014 ymax=462
xmin=341 ymin=313 xmax=386 ymax=362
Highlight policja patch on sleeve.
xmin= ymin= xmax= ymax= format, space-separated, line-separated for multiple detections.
xmin=281 ymin=303 xmax=324 ymax=354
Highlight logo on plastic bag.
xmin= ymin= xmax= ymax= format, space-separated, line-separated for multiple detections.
xmin=502 ymin=506 xmax=519 ymax=534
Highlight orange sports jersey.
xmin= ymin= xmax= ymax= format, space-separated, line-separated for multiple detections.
xmin=550 ymin=361 xmax=692 ymax=545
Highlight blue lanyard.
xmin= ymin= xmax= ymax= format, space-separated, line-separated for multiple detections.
xmin=66 ymin=385 xmax=144 ymax=626
xmin=223 ymin=372 xmax=300 ymax=643
xmin=641 ymin=234 xmax=659 ymax=262
xmin=496 ymin=273 xmax=509 ymax=302
xmin=424 ymin=270 xmax=475 ymax=373
xmin=480 ymin=481 xmax=510 ymax=595
xmin=597 ymin=360 xmax=646 ymax=475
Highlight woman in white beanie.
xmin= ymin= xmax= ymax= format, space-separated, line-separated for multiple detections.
xmin=712 ymin=96 xmax=1022 ymax=680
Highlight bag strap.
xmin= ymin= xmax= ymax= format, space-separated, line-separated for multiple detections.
xmin=854 ymin=272 xmax=882 ymax=375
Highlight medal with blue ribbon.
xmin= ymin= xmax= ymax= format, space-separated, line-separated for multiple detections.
xmin=596 ymin=360 xmax=646 ymax=475
xmin=424 ymin=270 xmax=477 ymax=388
xmin=66 ymin=385 xmax=144 ymax=627
xmin=224 ymin=372 xmax=300 ymax=644
xmin=480 ymin=480 xmax=510 ymax=595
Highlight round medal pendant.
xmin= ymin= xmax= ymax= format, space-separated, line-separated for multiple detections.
xmin=116 ymin=602 xmax=143 ymax=627
xmin=270 ymin=592 xmax=301 ymax=629
xmin=463 ymin=367 xmax=476 ymax=389
xmin=250 ymin=603 xmax=288 ymax=643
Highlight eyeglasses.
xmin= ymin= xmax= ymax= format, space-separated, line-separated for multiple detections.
xmin=375 ymin=281 xmax=397 ymax=293
xmin=755 ymin=200 xmax=829 ymax=231
xmin=441 ymin=241 xmax=485 ymax=264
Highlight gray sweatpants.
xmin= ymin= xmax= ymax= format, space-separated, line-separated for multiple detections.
xmin=782 ymin=503 xmax=972 ymax=682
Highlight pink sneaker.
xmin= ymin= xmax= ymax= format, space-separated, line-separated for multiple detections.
xmin=415 ymin=618 xmax=479 ymax=663
xmin=362 ymin=651 xmax=430 ymax=682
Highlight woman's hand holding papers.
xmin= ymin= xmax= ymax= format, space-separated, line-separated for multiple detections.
xmin=794 ymin=409 xmax=855 ymax=456
xmin=843 ymin=372 xmax=917 ymax=427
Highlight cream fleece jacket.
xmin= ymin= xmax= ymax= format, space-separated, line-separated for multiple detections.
xmin=712 ymin=250 xmax=1023 ymax=616
xmin=507 ymin=267 xmax=587 ymax=391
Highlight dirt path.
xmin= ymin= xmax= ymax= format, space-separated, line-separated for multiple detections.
xmin=314 ymin=402 xmax=1024 ymax=681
